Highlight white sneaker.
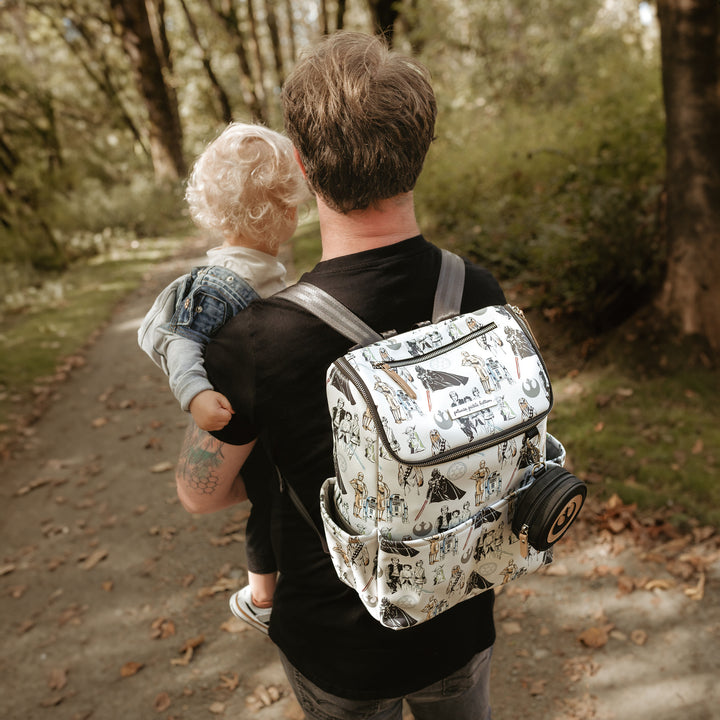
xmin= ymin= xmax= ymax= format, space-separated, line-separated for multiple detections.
xmin=229 ymin=585 xmax=272 ymax=635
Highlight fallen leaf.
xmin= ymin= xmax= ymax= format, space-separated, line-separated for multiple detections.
xmin=691 ymin=438 xmax=704 ymax=454
xmin=643 ymin=578 xmax=675 ymax=592
xmin=170 ymin=648 xmax=194 ymax=667
xmin=179 ymin=635 xmax=205 ymax=653
xmin=40 ymin=694 xmax=66 ymax=707
xmin=246 ymin=684 xmax=283 ymax=710
xmin=101 ymin=581 xmax=114 ymax=592
xmin=209 ymin=702 xmax=226 ymax=715
xmin=0 ymin=563 xmax=17 ymax=576
xmin=578 ymin=626 xmax=608 ymax=649
xmin=80 ymin=548 xmax=108 ymax=570
xmin=153 ymin=692 xmax=171 ymax=712
xmin=48 ymin=667 xmax=68 ymax=691
xmin=501 ymin=621 xmax=523 ymax=635
xmin=218 ymin=673 xmax=240 ymax=691
xmin=8 ymin=584 xmax=28 ymax=598
xmin=91 ymin=417 xmax=109 ymax=428
xmin=197 ymin=578 xmax=238 ymax=598
xmin=630 ymin=629 xmax=648 ymax=646
xmin=150 ymin=461 xmax=174 ymax=473
xmin=120 ymin=661 xmax=144 ymax=678
xmin=220 ymin=617 xmax=249 ymax=634
xmin=684 ymin=572 xmax=706 ymax=601
xmin=616 ymin=575 xmax=636 ymax=596
xmin=150 ymin=617 xmax=176 ymax=640
xmin=17 ymin=619 xmax=36 ymax=635
xmin=528 ymin=679 xmax=546 ymax=696
xmin=543 ymin=563 xmax=569 ymax=577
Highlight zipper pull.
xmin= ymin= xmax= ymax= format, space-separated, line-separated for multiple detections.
xmin=509 ymin=304 xmax=539 ymax=349
xmin=379 ymin=364 xmax=417 ymax=399
xmin=519 ymin=523 xmax=529 ymax=559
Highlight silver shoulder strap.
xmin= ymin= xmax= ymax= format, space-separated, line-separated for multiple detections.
xmin=433 ymin=249 xmax=465 ymax=322
xmin=280 ymin=249 xmax=466 ymax=344
xmin=280 ymin=282 xmax=383 ymax=345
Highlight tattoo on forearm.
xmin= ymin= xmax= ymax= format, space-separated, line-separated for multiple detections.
xmin=179 ymin=424 xmax=225 ymax=495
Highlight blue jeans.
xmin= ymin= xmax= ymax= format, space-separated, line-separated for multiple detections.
xmin=279 ymin=646 xmax=493 ymax=720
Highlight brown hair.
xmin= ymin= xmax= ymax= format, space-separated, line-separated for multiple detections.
xmin=282 ymin=32 xmax=437 ymax=213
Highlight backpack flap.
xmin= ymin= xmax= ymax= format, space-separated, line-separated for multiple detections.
xmin=329 ymin=304 xmax=553 ymax=468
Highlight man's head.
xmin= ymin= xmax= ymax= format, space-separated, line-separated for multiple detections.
xmin=282 ymin=32 xmax=437 ymax=213
xmin=186 ymin=123 xmax=308 ymax=252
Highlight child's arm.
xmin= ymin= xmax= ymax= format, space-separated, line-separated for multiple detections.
xmin=188 ymin=389 xmax=234 ymax=432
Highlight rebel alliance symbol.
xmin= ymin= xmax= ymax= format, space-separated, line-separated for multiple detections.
xmin=522 ymin=378 xmax=541 ymax=398
xmin=413 ymin=521 xmax=433 ymax=537
xmin=434 ymin=410 xmax=454 ymax=430
xmin=546 ymin=494 xmax=584 ymax=543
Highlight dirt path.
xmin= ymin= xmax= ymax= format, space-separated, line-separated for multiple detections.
xmin=1 ymin=242 xmax=719 ymax=720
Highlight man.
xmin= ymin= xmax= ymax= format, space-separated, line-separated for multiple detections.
xmin=175 ymin=31 xmax=505 ymax=720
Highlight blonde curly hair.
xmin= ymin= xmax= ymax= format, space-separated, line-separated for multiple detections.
xmin=186 ymin=123 xmax=308 ymax=252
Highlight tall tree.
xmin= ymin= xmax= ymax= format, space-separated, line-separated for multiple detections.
xmin=204 ymin=0 xmax=266 ymax=123
xmin=264 ymin=0 xmax=285 ymax=89
xmin=367 ymin=0 xmax=399 ymax=44
xmin=656 ymin=0 xmax=720 ymax=353
xmin=178 ymin=0 xmax=233 ymax=123
xmin=108 ymin=0 xmax=186 ymax=181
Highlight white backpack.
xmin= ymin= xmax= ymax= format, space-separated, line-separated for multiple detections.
xmin=282 ymin=251 xmax=585 ymax=629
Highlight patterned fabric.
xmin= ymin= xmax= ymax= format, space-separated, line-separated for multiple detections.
xmin=320 ymin=304 xmax=555 ymax=629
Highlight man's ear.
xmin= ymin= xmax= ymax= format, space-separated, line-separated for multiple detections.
xmin=293 ymin=147 xmax=307 ymax=178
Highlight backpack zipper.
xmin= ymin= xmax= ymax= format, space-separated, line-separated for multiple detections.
xmin=371 ymin=322 xmax=497 ymax=369
xmin=332 ymin=305 xmax=553 ymax=468
xmin=334 ymin=356 xmax=550 ymax=468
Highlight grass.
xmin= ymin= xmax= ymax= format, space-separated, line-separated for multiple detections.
xmin=0 ymin=235 xmax=189 ymax=433
xmin=550 ymin=364 xmax=720 ymax=528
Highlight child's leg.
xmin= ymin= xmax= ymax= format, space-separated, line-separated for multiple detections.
xmin=248 ymin=570 xmax=276 ymax=608
xmin=242 ymin=443 xmax=279 ymax=600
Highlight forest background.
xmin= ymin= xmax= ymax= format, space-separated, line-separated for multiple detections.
xmin=0 ymin=0 xmax=718 ymax=528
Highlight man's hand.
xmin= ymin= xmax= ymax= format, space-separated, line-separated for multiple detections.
xmin=189 ymin=390 xmax=234 ymax=432
xmin=175 ymin=422 xmax=255 ymax=514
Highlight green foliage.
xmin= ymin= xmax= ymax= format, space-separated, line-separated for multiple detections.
xmin=0 ymin=235 xmax=187 ymax=428
xmin=550 ymin=366 xmax=720 ymax=528
xmin=416 ymin=19 xmax=665 ymax=331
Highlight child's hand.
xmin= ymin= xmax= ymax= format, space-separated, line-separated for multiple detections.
xmin=189 ymin=390 xmax=234 ymax=432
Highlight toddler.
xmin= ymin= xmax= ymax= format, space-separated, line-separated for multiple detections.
xmin=138 ymin=122 xmax=308 ymax=633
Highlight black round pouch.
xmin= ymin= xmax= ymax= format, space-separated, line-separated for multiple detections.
xmin=512 ymin=463 xmax=587 ymax=555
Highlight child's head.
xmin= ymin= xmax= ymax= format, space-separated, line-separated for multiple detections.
xmin=186 ymin=123 xmax=308 ymax=253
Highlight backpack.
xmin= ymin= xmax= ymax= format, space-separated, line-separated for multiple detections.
xmin=282 ymin=250 xmax=585 ymax=629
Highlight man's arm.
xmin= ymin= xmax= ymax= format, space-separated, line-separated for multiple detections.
xmin=175 ymin=422 xmax=256 ymax=514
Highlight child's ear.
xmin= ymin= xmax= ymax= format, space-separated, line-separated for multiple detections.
xmin=293 ymin=148 xmax=307 ymax=178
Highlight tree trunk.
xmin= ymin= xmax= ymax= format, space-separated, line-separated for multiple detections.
xmin=246 ymin=0 xmax=268 ymax=118
xmin=178 ymin=0 xmax=233 ymax=123
xmin=656 ymin=0 xmax=720 ymax=353
xmin=320 ymin=0 xmax=329 ymax=35
xmin=205 ymin=0 xmax=265 ymax=123
xmin=367 ymin=0 xmax=399 ymax=45
xmin=264 ymin=0 xmax=284 ymax=89
xmin=283 ymin=0 xmax=296 ymax=64
xmin=336 ymin=0 xmax=347 ymax=30
xmin=108 ymin=0 xmax=186 ymax=181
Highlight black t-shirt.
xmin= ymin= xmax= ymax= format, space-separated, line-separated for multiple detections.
xmin=206 ymin=236 xmax=506 ymax=699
